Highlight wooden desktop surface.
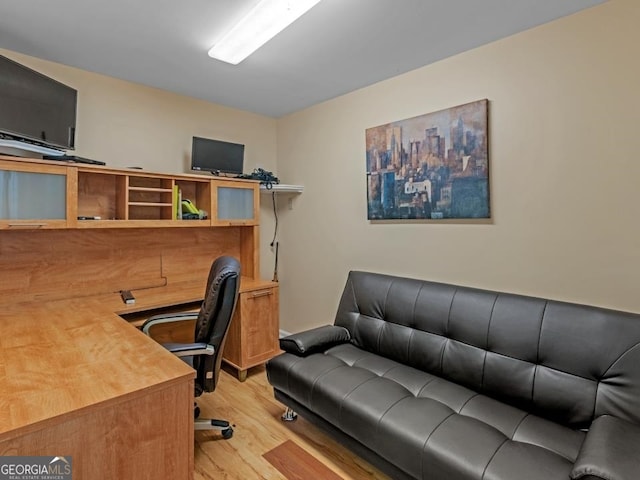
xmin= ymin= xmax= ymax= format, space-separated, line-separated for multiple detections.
xmin=0 ymin=297 xmax=195 ymax=440
xmin=0 ymin=295 xmax=197 ymax=480
xmin=0 ymin=276 xmax=274 ymax=441
xmin=0 ymin=278 xmax=283 ymax=479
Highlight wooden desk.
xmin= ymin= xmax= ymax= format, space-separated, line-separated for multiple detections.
xmin=0 ymin=276 xmax=278 ymax=479
xmin=0 ymin=298 xmax=195 ymax=480
xmin=0 ymin=157 xmax=279 ymax=478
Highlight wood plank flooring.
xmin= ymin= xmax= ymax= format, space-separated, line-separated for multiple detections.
xmin=194 ymin=365 xmax=391 ymax=480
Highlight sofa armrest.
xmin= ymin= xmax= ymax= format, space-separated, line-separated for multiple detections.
xmin=279 ymin=325 xmax=350 ymax=356
xmin=571 ymin=415 xmax=640 ymax=480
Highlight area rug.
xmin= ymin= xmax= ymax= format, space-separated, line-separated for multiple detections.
xmin=263 ymin=439 xmax=343 ymax=480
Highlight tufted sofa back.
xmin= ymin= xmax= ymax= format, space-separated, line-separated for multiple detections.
xmin=334 ymin=271 xmax=640 ymax=429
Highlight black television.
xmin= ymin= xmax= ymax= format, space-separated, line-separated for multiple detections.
xmin=191 ymin=136 xmax=244 ymax=175
xmin=0 ymin=54 xmax=77 ymax=152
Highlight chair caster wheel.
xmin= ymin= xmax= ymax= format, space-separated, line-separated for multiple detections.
xmin=222 ymin=427 xmax=234 ymax=439
xmin=281 ymin=407 xmax=298 ymax=422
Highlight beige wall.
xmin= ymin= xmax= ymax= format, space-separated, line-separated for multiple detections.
xmin=0 ymin=48 xmax=278 ymax=278
xmin=3 ymin=0 xmax=639 ymax=334
xmin=275 ymin=0 xmax=640 ymax=332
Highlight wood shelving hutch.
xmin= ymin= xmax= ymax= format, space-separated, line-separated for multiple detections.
xmin=0 ymin=155 xmax=280 ymax=379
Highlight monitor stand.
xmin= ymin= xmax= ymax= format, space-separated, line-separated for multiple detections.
xmin=210 ymin=171 xmax=242 ymax=178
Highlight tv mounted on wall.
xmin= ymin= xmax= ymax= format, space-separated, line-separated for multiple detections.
xmin=191 ymin=136 xmax=244 ymax=176
xmin=0 ymin=55 xmax=77 ymax=155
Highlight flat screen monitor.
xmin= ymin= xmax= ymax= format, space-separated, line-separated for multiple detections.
xmin=0 ymin=54 xmax=77 ymax=151
xmin=191 ymin=137 xmax=244 ymax=175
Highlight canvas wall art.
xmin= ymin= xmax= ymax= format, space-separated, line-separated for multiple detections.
xmin=366 ymin=99 xmax=489 ymax=220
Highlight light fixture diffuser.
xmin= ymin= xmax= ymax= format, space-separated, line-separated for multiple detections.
xmin=208 ymin=0 xmax=322 ymax=65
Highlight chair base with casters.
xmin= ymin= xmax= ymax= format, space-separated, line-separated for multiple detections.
xmin=195 ymin=418 xmax=233 ymax=438
xmin=140 ymin=256 xmax=242 ymax=441
xmin=281 ymin=407 xmax=298 ymax=422
xmin=143 ymin=312 xmax=235 ymax=439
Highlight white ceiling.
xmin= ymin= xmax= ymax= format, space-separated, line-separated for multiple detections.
xmin=0 ymin=0 xmax=606 ymax=118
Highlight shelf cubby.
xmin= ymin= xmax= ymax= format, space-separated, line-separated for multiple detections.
xmin=78 ymin=171 xmax=121 ymax=220
xmin=127 ymin=176 xmax=174 ymax=220
xmin=175 ymin=178 xmax=211 ymax=219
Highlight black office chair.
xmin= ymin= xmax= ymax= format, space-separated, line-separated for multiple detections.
xmin=141 ymin=255 xmax=241 ymax=439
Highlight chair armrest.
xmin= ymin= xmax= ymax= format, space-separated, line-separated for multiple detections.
xmin=141 ymin=312 xmax=199 ymax=336
xmin=279 ymin=325 xmax=350 ymax=356
xmin=571 ymin=415 xmax=640 ymax=480
xmin=163 ymin=342 xmax=215 ymax=358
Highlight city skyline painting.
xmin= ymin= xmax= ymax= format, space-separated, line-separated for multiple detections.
xmin=366 ymin=99 xmax=490 ymax=220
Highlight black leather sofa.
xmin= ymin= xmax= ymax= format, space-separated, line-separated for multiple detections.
xmin=266 ymin=271 xmax=640 ymax=480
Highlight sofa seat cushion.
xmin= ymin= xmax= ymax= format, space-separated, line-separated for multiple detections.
xmin=267 ymin=343 xmax=586 ymax=480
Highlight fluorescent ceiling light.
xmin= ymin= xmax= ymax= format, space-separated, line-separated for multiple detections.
xmin=208 ymin=0 xmax=322 ymax=65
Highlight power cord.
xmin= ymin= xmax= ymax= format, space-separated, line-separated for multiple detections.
xmin=270 ymin=191 xmax=278 ymax=247
xmin=270 ymin=191 xmax=279 ymax=282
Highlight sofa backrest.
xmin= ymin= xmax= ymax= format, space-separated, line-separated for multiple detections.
xmin=334 ymin=271 xmax=640 ymax=429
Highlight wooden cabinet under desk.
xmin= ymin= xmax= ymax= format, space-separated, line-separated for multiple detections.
xmin=223 ymin=281 xmax=280 ymax=381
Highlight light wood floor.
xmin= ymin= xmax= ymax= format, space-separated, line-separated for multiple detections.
xmin=194 ymin=365 xmax=391 ymax=480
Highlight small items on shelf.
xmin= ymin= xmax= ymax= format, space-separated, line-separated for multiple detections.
xmin=181 ymin=198 xmax=208 ymax=220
